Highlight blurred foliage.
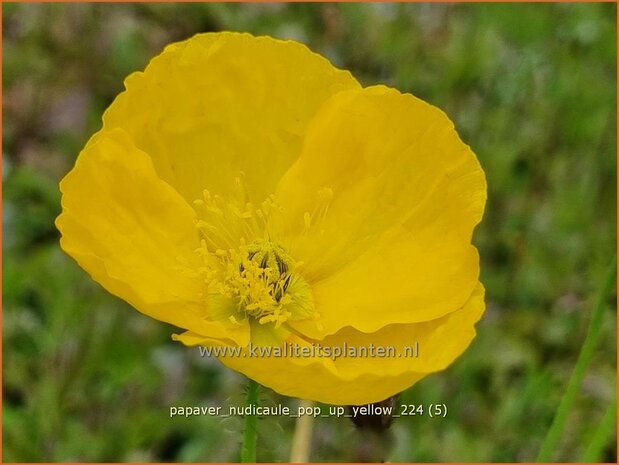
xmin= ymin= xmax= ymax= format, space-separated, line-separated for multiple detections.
xmin=2 ymin=2 xmax=616 ymax=462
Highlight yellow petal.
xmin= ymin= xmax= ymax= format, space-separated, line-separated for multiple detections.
xmin=102 ymin=32 xmax=360 ymax=205
xmin=172 ymin=330 xmax=245 ymax=348
xmin=249 ymin=319 xmax=291 ymax=347
xmin=273 ymin=86 xmax=486 ymax=337
xmin=223 ymin=354 xmax=427 ymax=406
xmin=320 ymin=283 xmax=485 ymax=378
xmin=217 ymin=284 xmax=484 ymax=405
xmin=56 ymin=128 xmax=248 ymax=345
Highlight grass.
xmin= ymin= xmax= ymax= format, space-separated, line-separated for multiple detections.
xmin=537 ymin=257 xmax=616 ymax=462
xmin=2 ymin=2 xmax=616 ymax=462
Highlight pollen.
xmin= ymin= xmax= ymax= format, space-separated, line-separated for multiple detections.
xmin=192 ymin=176 xmax=315 ymax=330
xmin=206 ymin=240 xmax=315 ymax=329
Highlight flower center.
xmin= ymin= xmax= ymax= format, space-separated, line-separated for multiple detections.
xmin=207 ymin=240 xmax=314 ymax=328
xmin=191 ymin=176 xmax=315 ymax=330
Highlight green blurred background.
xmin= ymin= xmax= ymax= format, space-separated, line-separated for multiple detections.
xmin=3 ymin=2 xmax=617 ymax=462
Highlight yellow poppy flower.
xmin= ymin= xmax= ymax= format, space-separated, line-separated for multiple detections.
xmin=56 ymin=32 xmax=487 ymax=406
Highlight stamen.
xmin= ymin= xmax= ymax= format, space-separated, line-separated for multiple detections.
xmin=302 ymin=187 xmax=333 ymax=233
xmin=190 ymin=175 xmax=321 ymax=335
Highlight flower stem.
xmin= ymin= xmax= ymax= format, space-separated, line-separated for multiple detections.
xmin=241 ymin=378 xmax=259 ymax=463
xmin=290 ymin=400 xmax=314 ymax=462
xmin=536 ymin=256 xmax=616 ymax=462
